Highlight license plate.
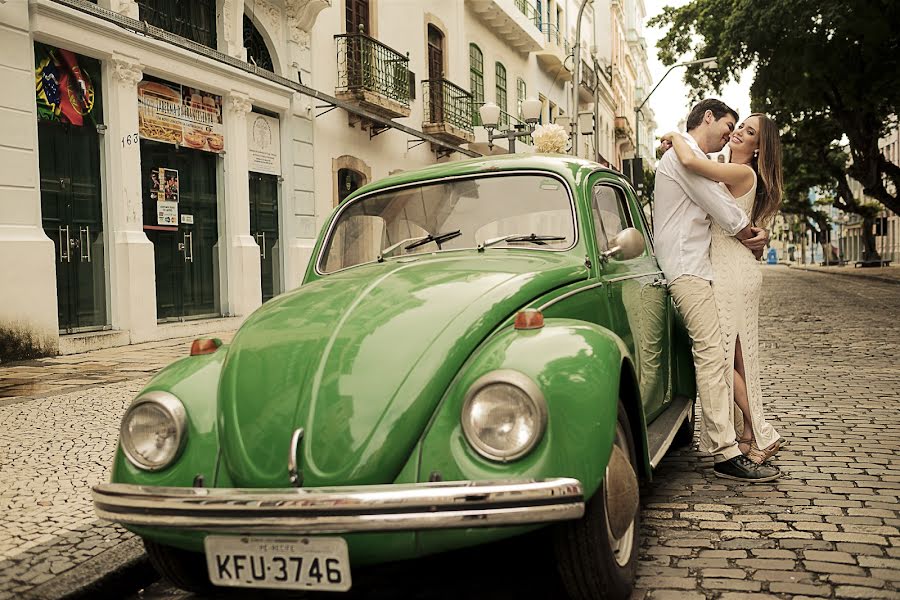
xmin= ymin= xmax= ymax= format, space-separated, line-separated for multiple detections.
xmin=204 ymin=535 xmax=352 ymax=591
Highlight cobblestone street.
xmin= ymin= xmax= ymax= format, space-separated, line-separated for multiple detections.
xmin=0 ymin=266 xmax=898 ymax=599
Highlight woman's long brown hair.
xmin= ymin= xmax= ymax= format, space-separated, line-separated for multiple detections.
xmin=748 ymin=113 xmax=783 ymax=227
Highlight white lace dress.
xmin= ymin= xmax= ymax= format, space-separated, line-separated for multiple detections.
xmin=709 ymin=180 xmax=781 ymax=450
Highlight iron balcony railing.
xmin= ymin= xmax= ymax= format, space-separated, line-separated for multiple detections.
xmin=513 ymin=0 xmax=541 ymax=29
xmin=335 ymin=33 xmax=410 ymax=108
xmin=540 ymin=23 xmax=571 ymax=54
xmin=422 ymin=78 xmax=474 ymax=134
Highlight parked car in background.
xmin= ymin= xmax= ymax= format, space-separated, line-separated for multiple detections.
xmin=93 ymin=154 xmax=696 ymax=599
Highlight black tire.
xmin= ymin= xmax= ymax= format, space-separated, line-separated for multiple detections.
xmin=553 ymin=401 xmax=640 ymax=600
xmin=672 ymin=396 xmax=696 ymax=448
xmin=144 ymin=538 xmax=213 ymax=594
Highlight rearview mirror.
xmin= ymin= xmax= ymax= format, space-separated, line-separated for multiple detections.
xmin=602 ymin=228 xmax=645 ymax=261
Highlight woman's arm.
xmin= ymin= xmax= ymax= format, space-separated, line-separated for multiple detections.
xmin=664 ymin=132 xmax=755 ymax=189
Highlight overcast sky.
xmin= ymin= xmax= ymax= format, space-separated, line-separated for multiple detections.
xmin=643 ymin=0 xmax=754 ymax=141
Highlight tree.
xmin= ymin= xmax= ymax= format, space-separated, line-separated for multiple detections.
xmin=649 ymin=0 xmax=900 ymax=227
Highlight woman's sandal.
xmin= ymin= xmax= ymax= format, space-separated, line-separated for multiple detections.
xmin=737 ymin=435 xmax=768 ymax=465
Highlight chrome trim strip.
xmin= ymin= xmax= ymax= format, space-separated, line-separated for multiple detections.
xmin=537 ymin=281 xmax=605 ymax=311
xmin=93 ymin=478 xmax=584 ymax=533
xmin=649 ymin=399 xmax=693 ymax=469
xmin=315 ymin=170 xmax=580 ymax=276
xmin=287 ymin=428 xmax=304 ymax=487
xmin=602 ymin=271 xmax=664 ymax=284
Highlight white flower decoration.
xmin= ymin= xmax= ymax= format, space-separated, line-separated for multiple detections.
xmin=532 ymin=123 xmax=569 ymax=154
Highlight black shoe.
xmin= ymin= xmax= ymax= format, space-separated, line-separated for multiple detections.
xmin=714 ymin=455 xmax=780 ymax=482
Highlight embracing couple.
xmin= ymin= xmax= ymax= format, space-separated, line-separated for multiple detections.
xmin=654 ymin=98 xmax=785 ymax=482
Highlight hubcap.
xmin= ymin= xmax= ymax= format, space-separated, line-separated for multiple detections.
xmin=603 ymin=422 xmax=637 ymax=567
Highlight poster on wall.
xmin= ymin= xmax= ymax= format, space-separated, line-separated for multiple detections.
xmin=35 ymin=44 xmax=98 ymax=126
xmin=150 ymin=168 xmax=179 ymax=225
xmin=247 ymin=113 xmax=282 ymax=175
xmin=138 ymin=79 xmax=224 ymax=152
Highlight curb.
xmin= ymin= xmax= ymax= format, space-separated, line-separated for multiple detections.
xmin=788 ymin=264 xmax=900 ymax=286
xmin=22 ymin=537 xmax=157 ymax=600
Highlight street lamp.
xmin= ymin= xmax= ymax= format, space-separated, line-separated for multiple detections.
xmin=634 ymin=56 xmax=718 ymax=163
xmin=479 ymin=97 xmax=542 ymax=153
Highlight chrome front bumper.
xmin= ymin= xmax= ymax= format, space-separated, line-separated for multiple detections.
xmin=92 ymin=478 xmax=584 ymax=534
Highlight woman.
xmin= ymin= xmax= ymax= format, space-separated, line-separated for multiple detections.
xmin=662 ymin=113 xmax=784 ymax=464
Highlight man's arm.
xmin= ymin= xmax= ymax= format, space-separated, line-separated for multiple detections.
xmin=670 ymin=158 xmax=750 ymax=236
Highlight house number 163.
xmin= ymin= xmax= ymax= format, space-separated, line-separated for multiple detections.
xmin=121 ymin=133 xmax=139 ymax=147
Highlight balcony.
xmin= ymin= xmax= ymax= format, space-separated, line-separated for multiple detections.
xmin=468 ymin=0 xmax=544 ymax=52
xmin=534 ymin=23 xmax=572 ymax=78
xmin=422 ymin=79 xmax=475 ymax=145
xmin=615 ymin=115 xmax=634 ymax=143
xmin=335 ymin=33 xmax=411 ymax=120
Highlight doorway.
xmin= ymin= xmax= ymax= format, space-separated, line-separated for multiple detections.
xmin=140 ymin=140 xmax=219 ymax=321
xmin=249 ymin=173 xmax=279 ymax=302
xmin=39 ymin=121 xmax=107 ymax=333
xmin=427 ymin=25 xmax=444 ymax=122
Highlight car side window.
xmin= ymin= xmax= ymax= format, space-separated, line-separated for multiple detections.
xmin=591 ymin=184 xmax=632 ymax=250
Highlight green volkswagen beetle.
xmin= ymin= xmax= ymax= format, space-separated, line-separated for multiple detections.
xmin=93 ymin=154 xmax=696 ymax=599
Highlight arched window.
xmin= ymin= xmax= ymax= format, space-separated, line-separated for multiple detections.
xmin=244 ymin=15 xmax=274 ymax=72
xmin=495 ymin=62 xmax=508 ymax=128
xmin=469 ymin=44 xmax=484 ymax=126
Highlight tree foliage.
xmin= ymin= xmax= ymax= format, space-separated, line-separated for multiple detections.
xmin=649 ymin=0 xmax=900 ymax=238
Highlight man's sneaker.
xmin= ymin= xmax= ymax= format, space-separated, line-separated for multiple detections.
xmin=714 ymin=455 xmax=780 ymax=482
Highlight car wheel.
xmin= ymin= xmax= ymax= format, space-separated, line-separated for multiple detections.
xmin=144 ymin=538 xmax=213 ymax=593
xmin=672 ymin=395 xmax=696 ymax=448
xmin=554 ymin=401 xmax=640 ymax=600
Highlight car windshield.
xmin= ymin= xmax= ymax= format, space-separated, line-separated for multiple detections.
xmin=319 ymin=173 xmax=576 ymax=273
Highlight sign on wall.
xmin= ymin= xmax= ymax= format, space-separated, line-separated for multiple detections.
xmin=247 ymin=113 xmax=282 ymax=175
xmin=150 ymin=167 xmax=179 ymax=226
xmin=35 ymin=44 xmax=98 ymax=126
xmin=138 ymin=79 xmax=224 ymax=153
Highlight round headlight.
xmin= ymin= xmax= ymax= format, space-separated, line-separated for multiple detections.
xmin=461 ymin=370 xmax=548 ymax=462
xmin=120 ymin=391 xmax=187 ymax=471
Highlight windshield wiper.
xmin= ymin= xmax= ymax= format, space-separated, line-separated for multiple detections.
xmin=477 ymin=233 xmax=567 ymax=251
xmin=404 ymin=230 xmax=462 ymax=251
xmin=377 ymin=230 xmax=462 ymax=262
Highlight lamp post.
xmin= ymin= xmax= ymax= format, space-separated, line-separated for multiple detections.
xmin=479 ymin=97 xmax=543 ymax=153
xmin=634 ymin=56 xmax=717 ymax=163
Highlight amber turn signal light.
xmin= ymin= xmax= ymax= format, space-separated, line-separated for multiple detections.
xmin=190 ymin=338 xmax=222 ymax=356
xmin=514 ymin=309 xmax=544 ymax=330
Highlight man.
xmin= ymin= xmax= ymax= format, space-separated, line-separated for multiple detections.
xmin=653 ymin=98 xmax=779 ymax=482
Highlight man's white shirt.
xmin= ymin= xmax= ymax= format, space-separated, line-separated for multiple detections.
xmin=653 ymin=133 xmax=750 ymax=283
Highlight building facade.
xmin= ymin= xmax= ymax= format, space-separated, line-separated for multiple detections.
xmin=1 ymin=0 xmax=655 ymax=357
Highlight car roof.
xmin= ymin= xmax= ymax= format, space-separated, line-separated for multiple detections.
xmin=349 ymin=153 xmax=628 ymax=201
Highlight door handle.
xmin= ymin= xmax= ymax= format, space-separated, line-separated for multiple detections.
xmin=183 ymin=232 xmax=193 ymax=263
xmin=59 ymin=226 xmax=71 ymax=263
xmin=260 ymin=231 xmax=266 ymax=260
xmin=650 ymin=278 xmax=668 ymax=288
xmin=79 ymin=226 xmax=91 ymax=263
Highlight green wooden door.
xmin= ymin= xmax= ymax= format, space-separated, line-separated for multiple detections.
xmin=249 ymin=173 xmax=279 ymax=302
xmin=141 ymin=140 xmax=219 ymax=320
xmin=39 ymin=121 xmax=107 ymax=332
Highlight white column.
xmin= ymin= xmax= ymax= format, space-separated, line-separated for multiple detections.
xmin=103 ymin=55 xmax=158 ymax=341
xmin=0 ymin=1 xmax=59 ymax=354
xmin=218 ymin=0 xmax=247 ymax=60
xmin=219 ymin=91 xmax=262 ymax=317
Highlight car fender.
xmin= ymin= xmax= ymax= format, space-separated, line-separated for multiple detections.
xmin=109 ymin=349 xmax=227 ymax=489
xmin=416 ymin=318 xmax=647 ymax=502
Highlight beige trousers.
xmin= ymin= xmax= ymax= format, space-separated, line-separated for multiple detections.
xmin=669 ymin=275 xmax=741 ymax=463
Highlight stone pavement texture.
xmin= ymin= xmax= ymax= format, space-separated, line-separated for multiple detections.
xmin=1 ymin=266 xmax=899 ymax=600
xmin=0 ymin=331 xmax=235 ymax=599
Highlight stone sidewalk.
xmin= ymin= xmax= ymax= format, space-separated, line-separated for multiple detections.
xmin=788 ymin=263 xmax=900 ymax=285
xmin=0 ymin=331 xmax=236 ymax=599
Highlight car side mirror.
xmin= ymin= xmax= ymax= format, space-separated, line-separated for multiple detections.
xmin=601 ymin=227 xmax=645 ymax=261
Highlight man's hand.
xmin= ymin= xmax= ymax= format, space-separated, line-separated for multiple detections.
xmin=740 ymin=226 xmax=769 ymax=252
xmin=659 ymin=132 xmax=676 ymax=153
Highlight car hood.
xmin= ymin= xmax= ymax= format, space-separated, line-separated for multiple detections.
xmin=218 ymin=252 xmax=587 ymax=488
